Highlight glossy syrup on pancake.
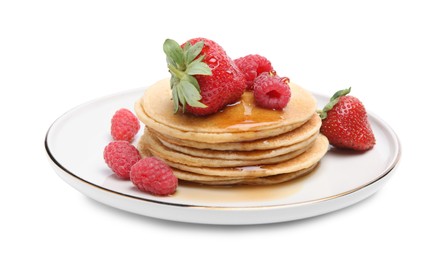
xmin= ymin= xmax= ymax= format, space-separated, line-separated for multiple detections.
xmin=140 ymin=78 xmax=316 ymax=134
xmin=209 ymin=91 xmax=283 ymax=130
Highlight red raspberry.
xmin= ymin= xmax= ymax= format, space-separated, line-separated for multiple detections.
xmin=103 ymin=141 xmax=141 ymax=179
xmin=111 ymin=108 xmax=140 ymax=142
xmin=130 ymin=157 xmax=178 ymax=196
xmin=234 ymin=54 xmax=274 ymax=90
xmin=253 ymin=72 xmax=291 ymax=110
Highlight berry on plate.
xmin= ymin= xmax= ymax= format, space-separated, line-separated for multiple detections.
xmin=130 ymin=157 xmax=178 ymax=196
xmin=103 ymin=141 xmax=141 ymax=179
xmin=111 ymin=108 xmax=140 ymax=142
xmin=318 ymin=88 xmax=376 ymax=151
xmin=234 ymin=54 xmax=274 ymax=90
xmin=253 ymin=72 xmax=291 ymax=110
xmin=163 ymin=37 xmax=246 ymax=116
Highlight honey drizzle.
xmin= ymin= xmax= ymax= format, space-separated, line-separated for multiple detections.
xmin=201 ymin=92 xmax=284 ymax=131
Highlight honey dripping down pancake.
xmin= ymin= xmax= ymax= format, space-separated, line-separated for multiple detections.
xmin=135 ymin=77 xmax=329 ymax=186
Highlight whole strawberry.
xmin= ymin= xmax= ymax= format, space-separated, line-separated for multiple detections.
xmin=318 ymin=88 xmax=376 ymax=151
xmin=163 ymin=38 xmax=246 ymax=116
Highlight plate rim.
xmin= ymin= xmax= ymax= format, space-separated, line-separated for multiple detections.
xmin=44 ymin=88 xmax=401 ymax=211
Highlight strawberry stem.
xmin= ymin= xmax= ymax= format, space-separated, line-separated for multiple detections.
xmin=167 ymin=64 xmax=185 ymax=80
xmin=318 ymin=87 xmax=351 ymax=119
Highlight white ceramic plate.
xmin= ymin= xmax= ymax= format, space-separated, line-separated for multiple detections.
xmin=45 ymin=88 xmax=401 ymax=225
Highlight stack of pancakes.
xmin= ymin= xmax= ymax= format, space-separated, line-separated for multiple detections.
xmin=135 ymin=78 xmax=329 ymax=185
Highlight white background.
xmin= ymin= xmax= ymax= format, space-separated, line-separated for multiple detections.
xmin=1 ymin=0 xmax=442 ymax=259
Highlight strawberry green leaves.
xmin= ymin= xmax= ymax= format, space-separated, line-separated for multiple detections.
xmin=318 ymin=87 xmax=351 ymax=119
xmin=163 ymin=39 xmax=212 ymax=113
xmin=163 ymin=39 xmax=185 ymax=70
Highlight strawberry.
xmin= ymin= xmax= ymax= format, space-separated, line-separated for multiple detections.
xmin=163 ymin=38 xmax=246 ymax=116
xmin=318 ymin=88 xmax=376 ymax=151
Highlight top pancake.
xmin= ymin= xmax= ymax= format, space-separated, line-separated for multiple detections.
xmin=138 ymin=78 xmax=317 ymax=134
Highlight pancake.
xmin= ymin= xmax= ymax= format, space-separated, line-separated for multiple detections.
xmin=138 ymin=129 xmax=314 ymax=167
xmin=174 ymin=163 xmax=318 ymax=185
xmin=135 ymin=100 xmax=307 ymax=143
xmin=151 ymin=114 xmax=321 ymax=151
xmin=157 ymin=131 xmax=318 ymax=160
xmin=140 ymin=78 xmax=317 ymax=133
xmin=139 ymin=134 xmax=329 ymax=178
xmin=134 ymin=77 xmax=328 ymax=186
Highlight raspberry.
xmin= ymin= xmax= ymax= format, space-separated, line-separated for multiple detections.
xmin=253 ymin=72 xmax=291 ymax=110
xmin=103 ymin=141 xmax=141 ymax=179
xmin=234 ymin=54 xmax=274 ymax=90
xmin=111 ymin=108 xmax=140 ymax=142
xmin=130 ymin=157 xmax=178 ymax=196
